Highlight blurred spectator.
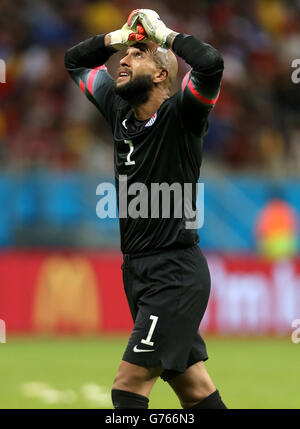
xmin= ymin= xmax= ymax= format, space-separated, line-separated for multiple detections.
xmin=0 ymin=0 xmax=299 ymax=174
xmin=255 ymin=188 xmax=299 ymax=260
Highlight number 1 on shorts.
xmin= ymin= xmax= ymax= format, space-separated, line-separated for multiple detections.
xmin=141 ymin=315 xmax=158 ymax=346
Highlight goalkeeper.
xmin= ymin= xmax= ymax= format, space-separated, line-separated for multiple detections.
xmin=65 ymin=9 xmax=226 ymax=409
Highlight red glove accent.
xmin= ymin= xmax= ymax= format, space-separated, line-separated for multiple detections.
xmin=127 ymin=9 xmax=141 ymax=26
xmin=137 ymin=24 xmax=146 ymax=34
xmin=128 ymin=24 xmax=146 ymax=42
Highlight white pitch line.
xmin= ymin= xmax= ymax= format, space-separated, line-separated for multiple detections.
xmin=81 ymin=383 xmax=111 ymax=406
xmin=20 ymin=382 xmax=77 ymax=404
xmin=20 ymin=382 xmax=111 ymax=406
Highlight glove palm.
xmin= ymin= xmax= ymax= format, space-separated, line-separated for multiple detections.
xmin=108 ymin=23 xmax=148 ymax=50
xmin=127 ymin=9 xmax=176 ymax=48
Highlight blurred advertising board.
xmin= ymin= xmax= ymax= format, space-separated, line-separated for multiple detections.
xmin=0 ymin=251 xmax=299 ymax=335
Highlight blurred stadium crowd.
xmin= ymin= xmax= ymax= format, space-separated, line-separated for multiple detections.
xmin=1 ymin=0 xmax=300 ymax=175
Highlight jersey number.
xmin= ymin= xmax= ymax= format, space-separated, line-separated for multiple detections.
xmin=141 ymin=315 xmax=158 ymax=346
xmin=124 ymin=139 xmax=135 ymax=166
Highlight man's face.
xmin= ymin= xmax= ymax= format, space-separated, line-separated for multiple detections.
xmin=116 ymin=45 xmax=158 ymax=88
xmin=114 ymin=45 xmax=160 ymax=106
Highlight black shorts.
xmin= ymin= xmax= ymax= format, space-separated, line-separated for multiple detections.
xmin=121 ymin=244 xmax=211 ymax=381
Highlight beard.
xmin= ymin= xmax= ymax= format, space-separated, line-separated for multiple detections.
xmin=114 ymin=74 xmax=154 ymax=107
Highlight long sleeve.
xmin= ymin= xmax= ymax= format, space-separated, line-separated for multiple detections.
xmin=64 ymin=35 xmax=120 ymax=129
xmin=172 ymin=33 xmax=224 ymax=134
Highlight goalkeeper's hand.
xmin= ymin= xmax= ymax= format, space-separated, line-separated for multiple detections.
xmin=107 ymin=23 xmax=148 ymax=50
xmin=127 ymin=9 xmax=178 ymax=49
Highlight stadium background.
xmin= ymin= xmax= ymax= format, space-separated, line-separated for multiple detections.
xmin=0 ymin=0 xmax=299 ymax=409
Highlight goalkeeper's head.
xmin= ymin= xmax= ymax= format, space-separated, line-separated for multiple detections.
xmin=115 ymin=41 xmax=178 ymax=107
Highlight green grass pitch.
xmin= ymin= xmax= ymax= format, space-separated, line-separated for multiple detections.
xmin=0 ymin=335 xmax=298 ymax=409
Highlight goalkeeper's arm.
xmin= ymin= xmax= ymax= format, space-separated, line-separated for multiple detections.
xmin=172 ymin=33 xmax=224 ymax=134
xmin=64 ymin=20 xmax=149 ymax=127
xmin=64 ymin=34 xmax=119 ymax=128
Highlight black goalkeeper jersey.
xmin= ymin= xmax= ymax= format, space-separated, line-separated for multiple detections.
xmin=65 ymin=33 xmax=224 ymax=254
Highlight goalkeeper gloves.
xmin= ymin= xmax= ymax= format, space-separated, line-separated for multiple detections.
xmin=127 ymin=9 xmax=178 ymax=49
xmin=107 ymin=23 xmax=148 ymax=50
